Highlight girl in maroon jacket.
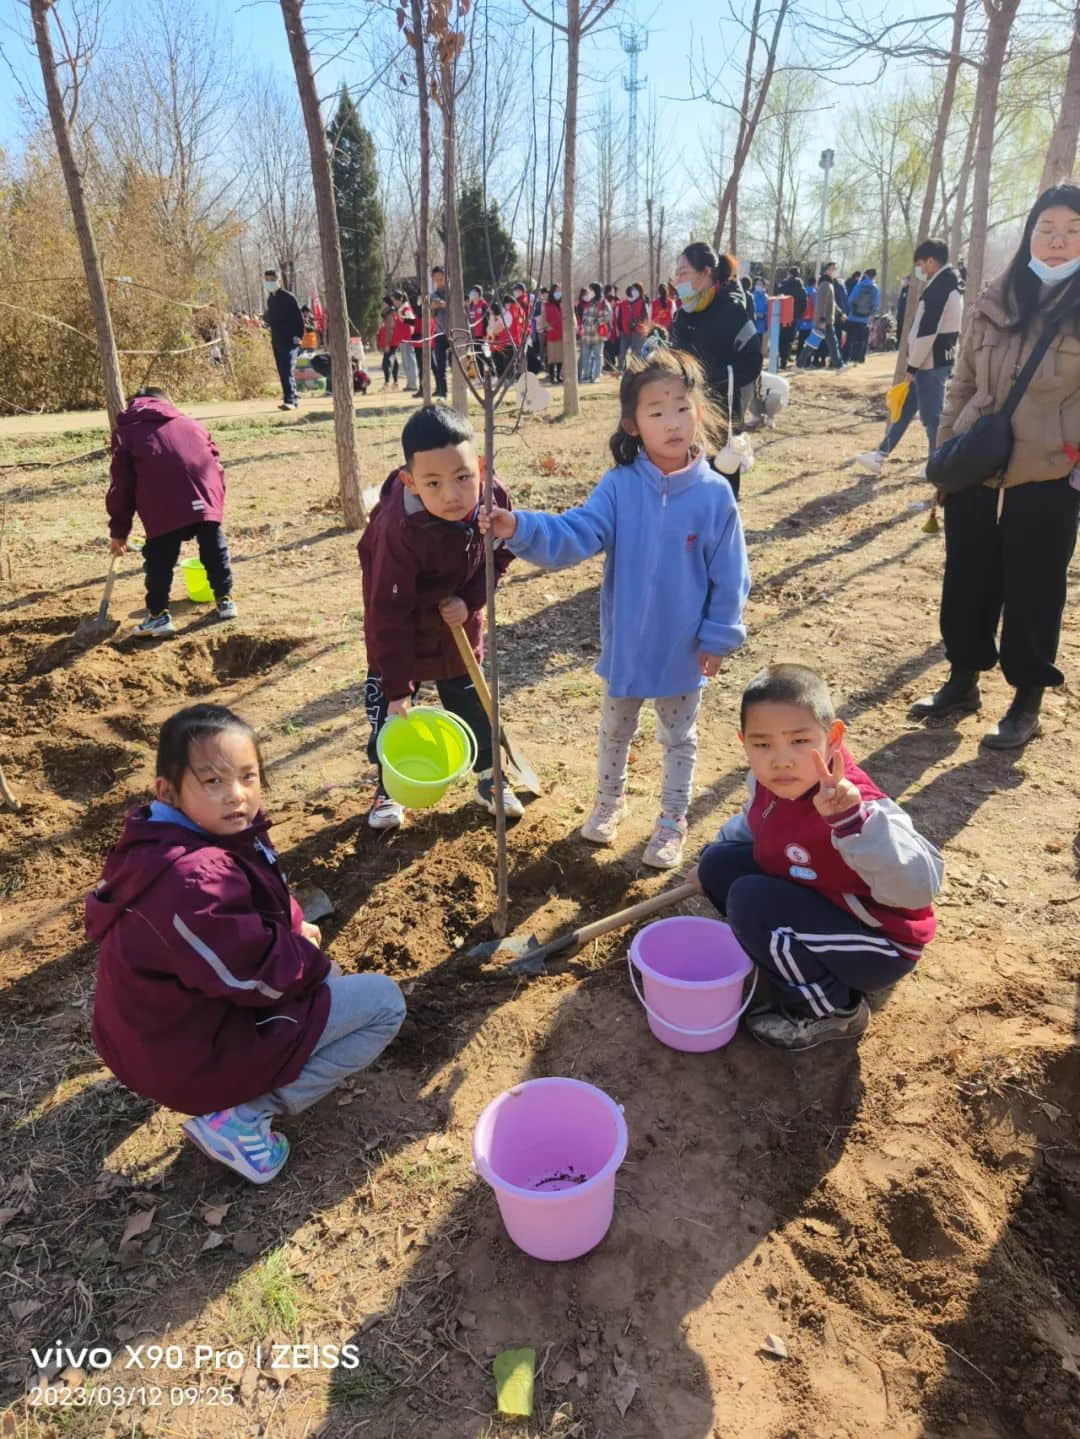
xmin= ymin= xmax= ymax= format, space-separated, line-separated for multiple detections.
xmin=87 ymin=705 xmax=405 ymax=1184
xmin=691 ymin=664 xmax=943 ymax=1052
xmin=107 ymin=388 xmax=238 ymax=638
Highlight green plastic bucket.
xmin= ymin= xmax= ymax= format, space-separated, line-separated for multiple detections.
xmin=181 ymin=557 xmax=214 ymax=603
xmin=376 ymin=708 xmax=477 ymax=808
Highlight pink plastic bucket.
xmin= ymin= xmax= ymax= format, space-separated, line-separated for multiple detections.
xmin=628 ymin=916 xmax=757 ymax=1053
xmin=472 ymin=1078 xmax=628 ymax=1261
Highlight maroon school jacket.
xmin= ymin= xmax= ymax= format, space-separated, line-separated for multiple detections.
xmin=357 ymin=468 xmax=514 ymax=701
xmin=107 ymin=397 xmax=225 ymax=541
xmin=86 ymin=806 xmax=330 ymax=1116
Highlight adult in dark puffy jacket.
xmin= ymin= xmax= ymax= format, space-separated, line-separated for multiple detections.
xmin=262 ymin=268 xmax=305 ymax=409
xmin=107 ymin=388 xmax=236 ymax=637
xmin=671 ymin=242 xmax=762 ymax=424
xmin=88 ymin=704 xmax=405 ymax=1184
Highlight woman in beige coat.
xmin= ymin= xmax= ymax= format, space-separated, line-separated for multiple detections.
xmin=911 ymin=184 xmax=1080 ymax=748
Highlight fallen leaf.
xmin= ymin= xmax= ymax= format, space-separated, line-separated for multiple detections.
xmin=121 ymin=1209 xmax=155 ymax=1247
xmin=612 ymin=1367 xmax=639 ymax=1417
xmin=493 ymin=1347 xmax=535 ymax=1417
xmin=457 ymin=1310 xmax=478 ymax=1330
xmin=9 ymin=1299 xmax=43 ymax=1323
xmin=1040 ymin=1102 xmax=1064 ymax=1123
xmin=761 ymin=1333 xmax=789 ymax=1360
xmin=202 ymin=1204 xmax=230 ymax=1227
xmin=201 ymin=1231 xmax=226 ymax=1252
xmin=232 ymin=1231 xmax=261 ymax=1257
xmin=576 ymin=1343 xmax=597 ymax=1368
xmin=239 ymin=1363 xmax=259 ymax=1402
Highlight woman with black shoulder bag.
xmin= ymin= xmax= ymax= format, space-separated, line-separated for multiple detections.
xmin=912 ymin=183 xmax=1080 ymax=748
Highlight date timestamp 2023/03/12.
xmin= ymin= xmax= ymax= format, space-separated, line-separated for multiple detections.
xmin=29 ymin=1384 xmax=236 ymax=1409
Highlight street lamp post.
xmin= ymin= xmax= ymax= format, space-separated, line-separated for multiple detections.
xmin=816 ymin=148 xmax=834 ymax=280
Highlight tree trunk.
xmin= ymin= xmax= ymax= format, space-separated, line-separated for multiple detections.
xmin=894 ymin=0 xmax=966 ymax=381
xmin=561 ymin=0 xmax=580 ymax=418
xmin=280 ymin=0 xmax=363 ymax=530
xmin=439 ymin=54 xmax=468 ymax=416
xmin=1040 ymin=1 xmax=1080 ymax=192
xmin=645 ymin=196 xmax=656 ymax=299
xmin=30 ymin=0 xmax=125 ymax=426
xmin=656 ymin=205 xmax=665 ymax=297
xmin=410 ymin=0 xmax=432 ymax=402
xmin=965 ymin=0 xmax=1021 ymax=301
xmin=949 ymin=92 xmax=980 ymax=263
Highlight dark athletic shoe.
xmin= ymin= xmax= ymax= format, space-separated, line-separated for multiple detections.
xmin=981 ymin=687 xmax=1043 ymax=749
xmin=909 ymin=668 xmax=980 ymax=720
xmin=747 ymin=997 xmax=871 ymax=1051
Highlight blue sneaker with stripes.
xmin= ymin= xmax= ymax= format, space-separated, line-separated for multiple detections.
xmin=182 ymin=1108 xmax=289 ymax=1184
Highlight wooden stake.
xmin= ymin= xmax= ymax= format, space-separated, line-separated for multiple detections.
xmin=483 ymin=366 xmax=509 ymax=936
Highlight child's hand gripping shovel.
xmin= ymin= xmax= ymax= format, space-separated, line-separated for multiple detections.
xmin=449 ymin=624 xmax=541 ymax=796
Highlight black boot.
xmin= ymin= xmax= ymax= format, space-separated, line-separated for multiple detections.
xmin=981 ymin=687 xmax=1043 ymax=749
xmin=909 ymin=667 xmax=981 ymax=720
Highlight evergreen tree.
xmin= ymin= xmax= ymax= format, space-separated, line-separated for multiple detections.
xmin=456 ymin=181 xmax=518 ymax=294
xmin=327 ymin=86 xmax=383 ymax=340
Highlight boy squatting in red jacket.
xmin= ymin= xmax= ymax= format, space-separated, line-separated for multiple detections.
xmin=87 ymin=704 xmax=405 ymax=1184
xmin=107 ymin=388 xmax=237 ymax=639
xmin=690 ymin=664 xmax=943 ymax=1051
xmin=358 ymin=405 xmax=524 ymax=831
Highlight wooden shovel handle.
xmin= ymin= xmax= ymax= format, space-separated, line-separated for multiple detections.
xmin=449 ymin=622 xmax=494 ymax=719
xmin=527 ymin=881 xmax=700 ymax=965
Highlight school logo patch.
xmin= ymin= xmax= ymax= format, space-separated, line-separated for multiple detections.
xmin=785 ymin=843 xmax=811 ymax=865
xmin=789 ymin=864 xmax=818 ymax=882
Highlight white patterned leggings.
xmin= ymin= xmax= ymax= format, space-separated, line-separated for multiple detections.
xmin=595 ymin=689 xmax=702 ymax=819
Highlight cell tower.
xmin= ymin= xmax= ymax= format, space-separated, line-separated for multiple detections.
xmin=620 ymin=25 xmax=648 ymax=214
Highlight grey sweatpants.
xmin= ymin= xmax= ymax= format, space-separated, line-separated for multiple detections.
xmin=596 ymin=689 xmax=701 ymax=818
xmin=244 ymin=974 xmax=406 ymax=1121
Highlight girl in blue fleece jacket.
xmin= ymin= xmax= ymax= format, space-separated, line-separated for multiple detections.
xmin=480 ymin=349 xmax=750 ymax=869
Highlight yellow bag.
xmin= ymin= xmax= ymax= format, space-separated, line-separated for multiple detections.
xmin=886 ymin=380 xmax=910 ymax=424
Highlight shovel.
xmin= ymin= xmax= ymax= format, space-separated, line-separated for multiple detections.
xmin=68 ymin=554 xmax=120 ymax=652
xmin=470 ymin=880 xmax=698 ymax=976
xmin=450 ymin=625 xmax=541 ymax=796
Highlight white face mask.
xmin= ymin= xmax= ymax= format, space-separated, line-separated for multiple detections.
xmin=1029 ymin=254 xmax=1080 ymax=286
xmin=264 ymin=280 xmax=277 ymax=294
xmin=914 ymin=264 xmax=926 ymax=283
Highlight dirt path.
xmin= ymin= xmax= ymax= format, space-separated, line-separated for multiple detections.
xmin=1 ymin=359 xmax=1078 ymax=1439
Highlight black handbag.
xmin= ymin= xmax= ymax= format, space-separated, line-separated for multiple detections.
xmin=926 ymin=321 xmax=1060 ymax=495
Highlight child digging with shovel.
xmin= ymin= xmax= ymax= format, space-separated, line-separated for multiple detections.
xmin=358 ymin=404 xmax=524 ymax=831
xmin=106 ymin=387 xmax=237 ymax=637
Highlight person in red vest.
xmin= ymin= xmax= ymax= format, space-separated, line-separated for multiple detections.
xmin=691 ymin=663 xmax=942 ymax=1051
xmin=603 ymin=285 xmax=620 ymax=372
xmin=651 ymin=283 xmax=674 ymax=332
xmin=625 ymin=282 xmax=650 ymax=360
xmin=541 ymin=285 xmax=565 ymax=383
xmin=391 ymin=291 xmax=418 ymax=392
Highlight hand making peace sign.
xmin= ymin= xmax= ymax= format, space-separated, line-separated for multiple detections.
xmin=810 ymin=748 xmax=861 ymax=820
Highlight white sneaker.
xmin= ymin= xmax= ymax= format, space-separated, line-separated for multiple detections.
xmin=580 ymin=797 xmax=628 ymax=845
xmin=855 ymin=449 xmax=885 ymax=476
xmin=642 ymin=814 xmax=688 ymax=870
xmin=368 ymin=792 xmax=404 ymax=830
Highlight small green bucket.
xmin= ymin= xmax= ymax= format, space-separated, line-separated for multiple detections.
xmin=181 ymin=557 xmax=214 ymax=603
xmin=376 ymin=708 xmax=477 ymax=808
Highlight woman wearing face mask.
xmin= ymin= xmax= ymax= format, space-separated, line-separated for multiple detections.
xmin=541 ymin=285 xmax=564 ymax=384
xmin=910 ymin=184 xmax=1080 ymax=748
xmin=670 ymin=243 xmax=763 ymax=425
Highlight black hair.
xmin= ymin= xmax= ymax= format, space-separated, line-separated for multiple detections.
xmin=863 ymin=268 xmax=877 ymax=279
xmin=1004 ymin=182 xmax=1080 ymax=334
xmin=402 ymin=403 xmax=474 ymax=463
xmin=133 ymin=386 xmax=170 ymax=401
xmin=788 ymin=265 xmax=801 ymax=278
xmin=263 ymin=269 xmax=277 ymax=278
xmin=739 ymin=664 xmax=836 ymax=732
xmin=680 ymin=241 xmax=717 ymax=276
xmin=913 ymin=238 xmax=949 ymax=266
xmin=590 ymin=282 xmax=603 ymax=301
xmin=431 ymin=265 xmax=445 ymax=277
xmin=609 ymin=348 xmax=721 ymax=467
xmin=156 ymin=704 xmax=266 ymax=790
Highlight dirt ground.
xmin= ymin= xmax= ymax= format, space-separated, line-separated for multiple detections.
xmin=1 ymin=355 xmax=1078 ymax=1439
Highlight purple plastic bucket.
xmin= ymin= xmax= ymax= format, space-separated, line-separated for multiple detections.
xmin=472 ymin=1078 xmax=628 ymax=1261
xmin=628 ymin=916 xmax=756 ymax=1053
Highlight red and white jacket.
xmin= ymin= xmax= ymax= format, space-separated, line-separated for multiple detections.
xmin=714 ymin=747 xmax=942 ymax=956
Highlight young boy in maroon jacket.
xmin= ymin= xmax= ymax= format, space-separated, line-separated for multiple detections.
xmin=107 ymin=387 xmax=236 ymax=637
xmin=358 ymin=404 xmax=523 ymax=831
xmin=691 ymin=663 xmax=943 ymax=1051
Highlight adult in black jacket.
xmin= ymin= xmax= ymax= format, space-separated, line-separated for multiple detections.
xmin=777 ymin=266 xmax=807 ymax=369
xmin=671 ymin=242 xmax=761 ymax=423
xmin=263 ymin=270 xmax=305 ymax=410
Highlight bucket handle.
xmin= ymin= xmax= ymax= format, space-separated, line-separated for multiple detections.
xmin=378 ymin=707 xmax=478 ymax=782
xmin=626 ymin=953 xmax=758 ymax=1037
